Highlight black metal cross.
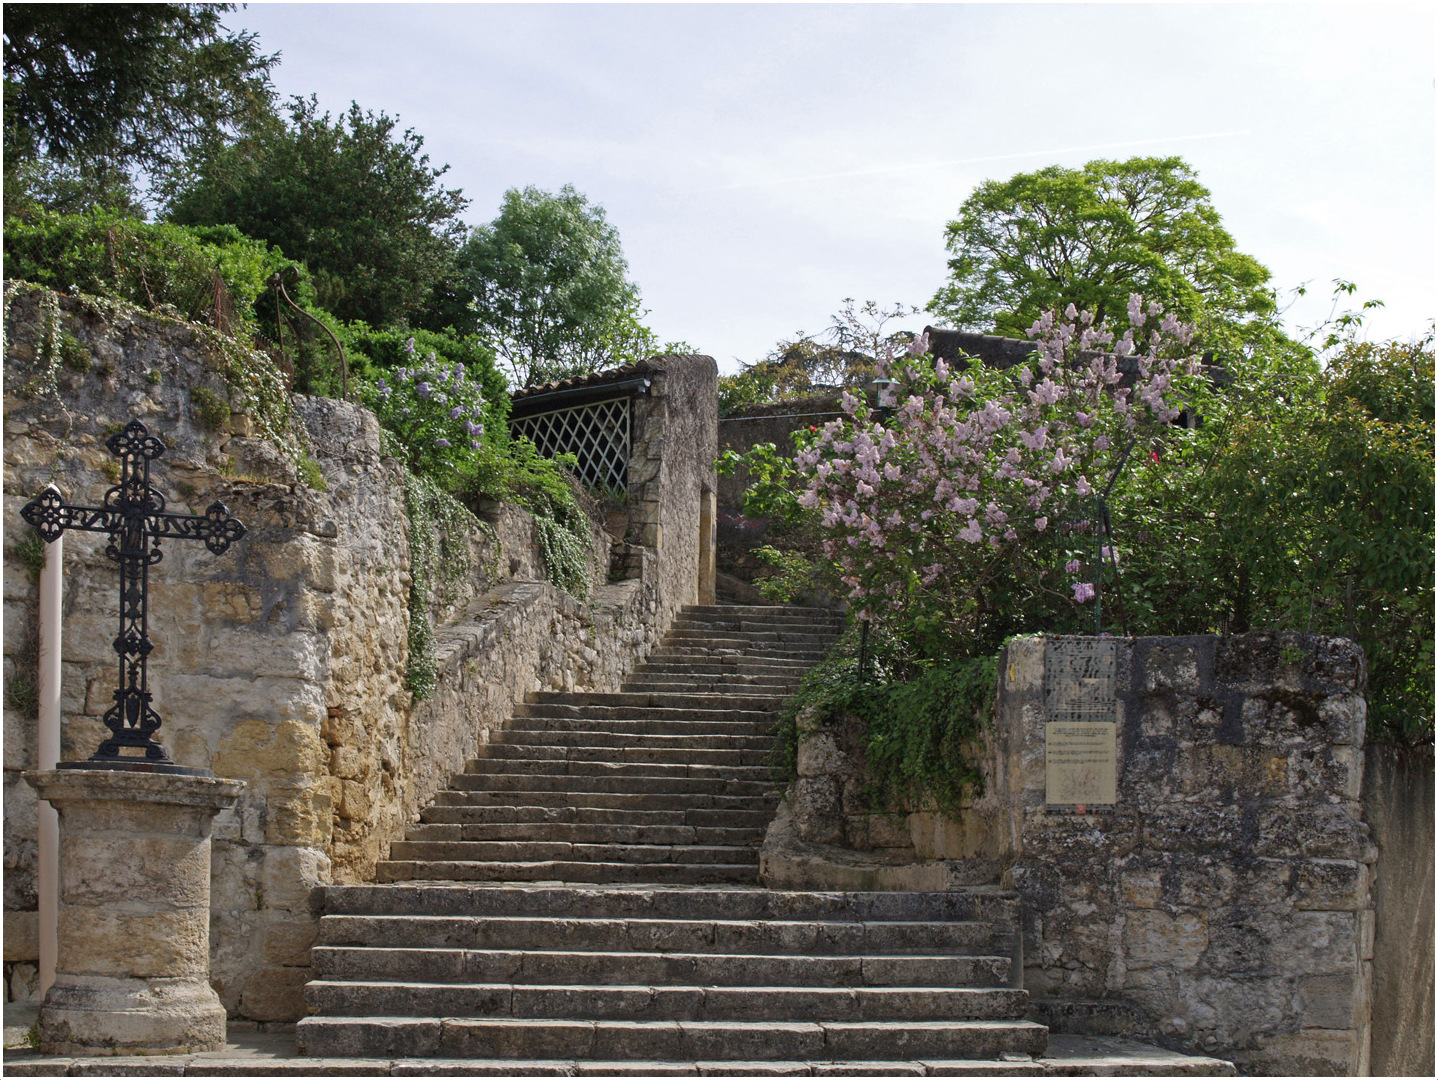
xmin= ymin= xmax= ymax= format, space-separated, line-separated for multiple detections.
xmin=21 ymin=418 xmax=246 ymax=775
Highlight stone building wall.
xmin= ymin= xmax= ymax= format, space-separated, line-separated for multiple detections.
xmin=627 ymin=356 xmax=719 ymax=619
xmin=3 ymin=288 xmax=699 ymax=1020
xmin=1361 ymin=742 xmax=1434 ymax=1076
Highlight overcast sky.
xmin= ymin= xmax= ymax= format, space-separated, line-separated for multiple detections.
xmin=226 ymin=2 xmax=1435 ymax=374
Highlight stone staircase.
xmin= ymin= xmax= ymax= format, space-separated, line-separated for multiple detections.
xmin=296 ymin=603 xmax=1049 ymax=1066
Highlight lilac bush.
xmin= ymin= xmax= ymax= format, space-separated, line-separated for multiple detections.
xmin=791 ymin=295 xmax=1201 ymax=641
xmin=361 ymin=337 xmax=504 ymax=477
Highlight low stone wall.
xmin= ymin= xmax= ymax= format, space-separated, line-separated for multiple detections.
xmin=762 ymin=633 xmax=1377 ymax=1075
xmin=3 ymin=288 xmax=688 ymax=1021
xmin=992 ymin=634 xmax=1374 ymax=1075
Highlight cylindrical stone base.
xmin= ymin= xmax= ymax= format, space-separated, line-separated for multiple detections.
xmin=25 ymin=769 xmax=245 ymax=1055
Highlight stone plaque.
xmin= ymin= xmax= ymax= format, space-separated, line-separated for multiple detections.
xmin=1045 ymin=721 xmax=1117 ymax=808
xmin=1044 ymin=638 xmax=1118 ymax=812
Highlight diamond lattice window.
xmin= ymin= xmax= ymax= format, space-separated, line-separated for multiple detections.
xmin=510 ymin=396 xmax=631 ymax=492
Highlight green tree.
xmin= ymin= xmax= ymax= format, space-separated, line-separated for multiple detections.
xmin=166 ymin=96 xmax=468 ymax=327
xmin=2 ymin=3 xmax=276 ymax=210
xmin=928 ymin=156 xmax=1276 ymax=340
xmin=459 ymin=184 xmax=660 ymax=387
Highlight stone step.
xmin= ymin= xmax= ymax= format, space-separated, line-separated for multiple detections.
xmin=649 ymin=648 xmax=829 ymax=664
xmin=665 ymin=629 xmax=836 ymax=645
xmin=637 ymin=659 xmax=814 ymax=675
xmin=418 ymin=805 xmax=775 ymax=829
xmin=404 ymin=823 xmax=765 ymax=846
xmin=322 ymin=886 xmax=1022 ymax=924
xmin=526 ymin=692 xmax=787 ymax=712
xmin=448 ymin=773 xmax=779 ymax=797
xmin=304 ymin=981 xmax=1029 ymax=1022
xmin=467 ymin=750 xmax=773 ymax=773
xmin=295 ymin=1016 xmax=1046 ymax=1061
xmin=510 ymin=706 xmax=778 ymax=727
xmin=686 ymin=604 xmax=841 ymax=617
xmin=431 ymin=790 xmax=780 ymax=812
xmin=494 ymin=729 xmax=776 ymax=752
xmin=375 ymin=860 xmax=762 ymax=885
xmin=670 ymin=616 xmax=844 ymax=631
xmin=622 ymin=674 xmax=802 ymax=690
xmin=310 ymin=947 xmax=1011 ymax=989
xmin=317 ymin=916 xmax=1008 ymax=956
xmin=387 ymin=842 xmax=762 ymax=866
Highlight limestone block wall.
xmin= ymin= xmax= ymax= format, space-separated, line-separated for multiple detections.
xmin=991 ymin=634 xmax=1374 ymax=1075
xmin=3 ymin=289 xmax=675 ymax=1021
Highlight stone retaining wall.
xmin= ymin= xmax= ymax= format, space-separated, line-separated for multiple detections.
xmin=3 ymin=288 xmax=705 ymax=1021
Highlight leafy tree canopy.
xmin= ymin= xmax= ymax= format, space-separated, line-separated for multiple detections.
xmin=2 ymin=3 xmax=276 ymax=209
xmin=928 ymin=156 xmax=1276 ymax=341
xmin=165 ymin=96 xmax=469 ymax=327
xmin=459 ymin=184 xmax=662 ymax=387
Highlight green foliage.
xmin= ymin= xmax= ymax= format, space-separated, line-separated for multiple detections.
xmin=167 ymin=95 xmax=469 ymax=327
xmin=774 ymin=624 xmax=994 ymax=814
xmin=344 ymin=324 xmax=507 ymax=408
xmin=1108 ymin=332 xmax=1434 ymax=743
xmin=464 ymin=438 xmax=594 ymax=598
xmin=297 ymin=454 xmax=328 ymax=492
xmin=929 ymin=156 xmax=1276 ymax=341
xmin=403 ymin=471 xmax=479 ymax=699
xmin=3 ymin=3 xmax=277 ymax=209
xmin=190 ymin=386 xmax=230 ymax=430
xmin=3 ymin=208 xmax=288 ymax=334
xmin=719 ymin=300 xmax=914 ymax=414
xmin=14 ymin=530 xmax=48 ymax=577
xmin=751 ymin=546 xmax=817 ymax=602
xmin=460 ymin=184 xmax=661 ymax=387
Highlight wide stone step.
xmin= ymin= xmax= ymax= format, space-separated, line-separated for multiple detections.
xmin=623 ymin=674 xmax=802 ymax=690
xmin=667 ymin=624 xmax=839 ymax=641
xmin=686 ymin=604 xmax=840 ymax=617
xmin=525 ymin=692 xmax=786 ymax=712
xmin=318 ymin=916 xmax=1007 ymax=956
xmin=322 ymin=886 xmax=1022 ymax=924
xmin=494 ymin=729 xmax=776 ymax=752
xmin=310 ymin=947 xmax=1010 ymax=989
xmin=652 ymin=648 xmax=830 ymax=663
xmin=431 ymin=790 xmax=779 ymax=812
xmin=304 ymin=981 xmax=1029 ymax=1022
xmin=375 ymin=860 xmax=762 ymax=885
xmin=449 ymin=773 xmax=778 ymax=796
xmin=404 ymin=823 xmax=765 ymax=846
xmin=418 ymin=805 xmax=774 ymax=829
xmin=510 ymin=706 xmax=777 ymax=728
xmin=387 ymin=842 xmax=762 ymax=866
xmin=671 ymin=615 xmax=843 ymax=630
xmin=295 ymin=1016 xmax=1046 ymax=1061
xmin=470 ymin=748 xmax=773 ymax=771
xmin=637 ymin=660 xmax=814 ymax=676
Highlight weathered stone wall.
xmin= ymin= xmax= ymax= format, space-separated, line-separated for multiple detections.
xmin=991 ymin=634 xmax=1374 ymax=1075
xmin=3 ymin=289 xmax=690 ymax=1020
xmin=1361 ymin=742 xmax=1435 ymax=1077
xmin=628 ymin=355 xmax=718 ymax=624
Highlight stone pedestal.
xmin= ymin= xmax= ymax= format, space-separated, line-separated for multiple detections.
xmin=24 ymin=769 xmax=245 ymax=1056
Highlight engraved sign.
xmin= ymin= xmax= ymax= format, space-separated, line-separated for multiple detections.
xmin=1044 ymin=638 xmax=1118 ymax=812
xmin=1046 ymin=721 xmax=1117 ymax=807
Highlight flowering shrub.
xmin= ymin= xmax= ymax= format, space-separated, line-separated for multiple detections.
xmin=361 ymin=337 xmax=506 ymax=478
xmin=792 ymin=295 xmax=1200 ymax=649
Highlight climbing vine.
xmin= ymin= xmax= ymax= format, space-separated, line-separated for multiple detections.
xmin=773 ymin=623 xmax=995 ymax=815
xmin=403 ymin=470 xmax=488 ymax=699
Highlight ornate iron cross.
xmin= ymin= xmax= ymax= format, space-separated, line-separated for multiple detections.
xmin=21 ymin=419 xmax=246 ymax=775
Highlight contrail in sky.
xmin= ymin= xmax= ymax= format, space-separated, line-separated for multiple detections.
xmin=700 ymin=130 xmax=1252 ymax=193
